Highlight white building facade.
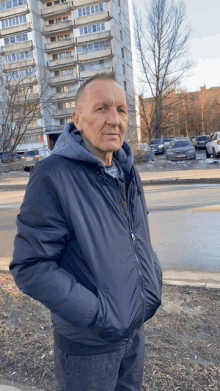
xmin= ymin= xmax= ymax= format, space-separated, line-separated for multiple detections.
xmin=0 ymin=0 xmax=136 ymax=151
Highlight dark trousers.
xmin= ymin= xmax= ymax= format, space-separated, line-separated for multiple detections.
xmin=54 ymin=325 xmax=145 ymax=391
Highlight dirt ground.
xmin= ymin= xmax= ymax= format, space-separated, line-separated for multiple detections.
xmin=0 ymin=272 xmax=220 ymax=391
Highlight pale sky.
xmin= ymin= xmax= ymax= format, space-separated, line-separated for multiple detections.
xmin=130 ymin=0 xmax=220 ymax=93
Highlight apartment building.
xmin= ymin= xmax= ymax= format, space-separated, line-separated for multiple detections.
xmin=0 ymin=0 xmax=136 ymax=151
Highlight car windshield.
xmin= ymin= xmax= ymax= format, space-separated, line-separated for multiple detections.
xmin=149 ymin=139 xmax=162 ymax=144
xmin=196 ymin=136 xmax=208 ymax=141
xmin=171 ymin=141 xmax=192 ymax=148
xmin=23 ymin=150 xmax=39 ymax=157
xmin=163 ymin=138 xmax=172 ymax=142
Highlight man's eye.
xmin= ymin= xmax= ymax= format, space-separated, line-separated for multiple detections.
xmin=97 ymin=107 xmax=105 ymax=111
xmin=118 ymin=108 xmax=126 ymax=113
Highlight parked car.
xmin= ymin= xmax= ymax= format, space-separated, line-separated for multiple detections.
xmin=166 ymin=140 xmax=196 ymax=161
xmin=194 ymin=135 xmax=210 ymax=150
xmin=21 ymin=148 xmax=51 ymax=171
xmin=134 ymin=144 xmax=154 ymax=164
xmin=205 ymin=132 xmax=220 ymax=158
xmin=149 ymin=138 xmax=165 ymax=154
xmin=162 ymin=137 xmax=174 ymax=150
xmin=0 ymin=152 xmax=21 ymax=163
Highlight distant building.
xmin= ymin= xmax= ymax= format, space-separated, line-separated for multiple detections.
xmin=139 ymin=85 xmax=220 ymax=142
xmin=0 ymin=0 xmax=136 ymax=151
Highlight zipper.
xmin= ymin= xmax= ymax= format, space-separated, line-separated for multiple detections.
xmin=117 ymin=177 xmax=146 ymax=324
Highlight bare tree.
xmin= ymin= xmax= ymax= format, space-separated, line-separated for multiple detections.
xmin=133 ymin=0 xmax=194 ymax=138
xmin=0 ymin=72 xmax=55 ymax=163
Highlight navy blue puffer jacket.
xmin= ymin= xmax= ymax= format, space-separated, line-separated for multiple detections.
xmin=10 ymin=123 xmax=162 ymax=355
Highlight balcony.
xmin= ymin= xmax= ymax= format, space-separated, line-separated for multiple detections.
xmin=0 ymin=4 xmax=30 ymax=19
xmin=47 ymin=55 xmax=77 ymax=69
xmin=73 ymin=0 xmax=109 ymax=7
xmin=44 ymin=38 xmax=75 ymax=53
xmin=78 ymin=48 xmax=112 ymax=62
xmin=76 ymin=30 xmax=112 ymax=44
xmin=46 ymin=125 xmax=65 ymax=133
xmin=7 ymin=75 xmax=37 ymax=87
xmin=50 ymin=73 xmax=77 ymax=86
xmin=41 ymin=2 xmax=72 ymax=18
xmin=74 ymin=11 xmax=112 ymax=27
xmin=51 ymin=89 xmax=76 ymax=101
xmin=53 ymin=107 xmax=74 ymax=118
xmin=1 ymin=40 xmax=33 ymax=53
xmin=42 ymin=20 xmax=73 ymax=35
xmin=3 ymin=58 xmax=35 ymax=71
xmin=14 ymin=93 xmax=39 ymax=104
xmin=0 ymin=22 xmax=32 ymax=37
xmin=79 ymin=66 xmax=114 ymax=79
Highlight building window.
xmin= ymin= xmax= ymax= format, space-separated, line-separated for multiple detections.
xmin=1 ymin=14 xmax=27 ymax=29
xmin=120 ymin=30 xmax=123 ymax=41
xmin=9 ymin=67 xmax=35 ymax=79
xmin=47 ymin=2 xmax=52 ymax=6
xmin=122 ymin=64 xmax=125 ymax=75
xmin=50 ymin=37 xmax=56 ymax=42
xmin=0 ymin=0 xmax=27 ymax=11
xmin=54 ymin=71 xmax=59 ymax=76
xmin=121 ymin=47 xmax=124 ymax=58
xmin=65 ymin=101 xmax=75 ymax=108
xmin=58 ymin=103 xmax=64 ymax=109
xmin=124 ymin=81 xmax=126 ymax=91
xmin=4 ymin=33 xmax=28 ymax=46
xmin=78 ymin=3 xmax=104 ymax=17
xmin=79 ymin=23 xmax=105 ymax=36
xmin=52 ymin=51 xmax=71 ymax=60
xmin=49 ymin=16 xmax=68 ymax=25
xmin=22 ymin=135 xmax=41 ymax=144
xmin=66 ymin=117 xmax=72 ymax=122
xmin=59 ymin=119 xmax=65 ymax=125
xmin=80 ymin=40 xmax=109 ymax=54
xmin=18 ymin=85 xmax=38 ymax=94
xmin=5 ymin=50 xmax=34 ymax=63
xmin=79 ymin=59 xmax=109 ymax=72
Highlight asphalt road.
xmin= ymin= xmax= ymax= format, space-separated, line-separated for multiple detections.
xmin=145 ymin=184 xmax=220 ymax=273
xmin=0 ymin=184 xmax=220 ymax=273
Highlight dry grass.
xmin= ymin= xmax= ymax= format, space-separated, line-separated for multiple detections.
xmin=0 ymin=274 xmax=220 ymax=391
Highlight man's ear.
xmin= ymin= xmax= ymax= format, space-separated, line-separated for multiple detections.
xmin=72 ymin=111 xmax=82 ymax=131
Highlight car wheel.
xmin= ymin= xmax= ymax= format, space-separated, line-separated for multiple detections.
xmin=206 ymin=149 xmax=211 ymax=158
xmin=213 ymin=148 xmax=216 ymax=159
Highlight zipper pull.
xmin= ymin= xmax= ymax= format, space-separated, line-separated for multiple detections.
xmin=131 ymin=232 xmax=135 ymax=241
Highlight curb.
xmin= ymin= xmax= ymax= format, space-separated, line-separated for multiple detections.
xmin=141 ymin=178 xmax=220 ymax=186
xmin=1 ymin=269 xmax=219 ymax=289
xmin=163 ymin=280 xmax=220 ymax=289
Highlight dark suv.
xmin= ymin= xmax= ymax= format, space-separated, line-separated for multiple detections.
xmin=194 ymin=135 xmax=210 ymax=150
xmin=149 ymin=139 xmax=165 ymax=154
xmin=21 ymin=148 xmax=51 ymax=171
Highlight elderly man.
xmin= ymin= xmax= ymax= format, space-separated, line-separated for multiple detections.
xmin=10 ymin=73 xmax=162 ymax=391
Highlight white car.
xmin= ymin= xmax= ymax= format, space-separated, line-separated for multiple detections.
xmin=206 ymin=132 xmax=220 ymax=158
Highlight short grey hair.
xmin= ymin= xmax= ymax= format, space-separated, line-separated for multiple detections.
xmin=75 ymin=72 xmax=121 ymax=107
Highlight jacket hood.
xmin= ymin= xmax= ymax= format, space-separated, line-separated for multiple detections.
xmin=51 ymin=122 xmax=133 ymax=173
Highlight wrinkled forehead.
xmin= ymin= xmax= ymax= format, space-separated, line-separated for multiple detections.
xmin=79 ymin=80 xmax=127 ymax=108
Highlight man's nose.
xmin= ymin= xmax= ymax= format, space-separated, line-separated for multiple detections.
xmin=106 ymin=108 xmax=120 ymax=125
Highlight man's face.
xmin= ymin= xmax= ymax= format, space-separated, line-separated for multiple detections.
xmin=72 ymin=80 xmax=128 ymax=152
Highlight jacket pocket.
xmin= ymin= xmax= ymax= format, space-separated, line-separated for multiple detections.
xmin=142 ymin=256 xmax=162 ymax=323
xmin=92 ymin=289 xmax=138 ymax=343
